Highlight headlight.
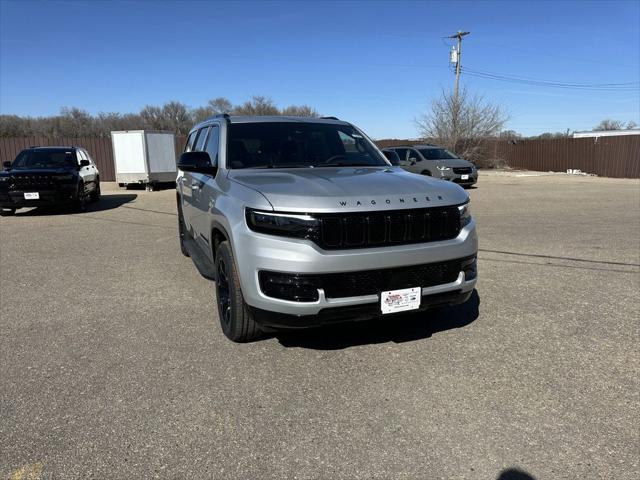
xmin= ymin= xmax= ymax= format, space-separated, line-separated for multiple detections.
xmin=246 ymin=209 xmax=320 ymax=240
xmin=458 ymin=201 xmax=472 ymax=228
xmin=436 ymin=166 xmax=451 ymax=171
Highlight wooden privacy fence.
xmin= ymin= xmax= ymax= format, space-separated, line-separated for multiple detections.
xmin=1 ymin=135 xmax=638 ymax=180
xmin=487 ymin=136 xmax=640 ymax=178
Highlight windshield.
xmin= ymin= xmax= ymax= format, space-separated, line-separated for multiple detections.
xmin=227 ymin=122 xmax=388 ymax=169
xmin=11 ymin=149 xmax=76 ymax=170
xmin=418 ymin=148 xmax=458 ymax=160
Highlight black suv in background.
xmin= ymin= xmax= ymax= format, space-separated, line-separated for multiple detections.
xmin=0 ymin=147 xmax=100 ymax=216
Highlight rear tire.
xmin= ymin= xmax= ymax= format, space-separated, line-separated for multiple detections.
xmin=215 ymin=241 xmax=261 ymax=342
xmin=421 ymin=170 xmax=432 ymax=176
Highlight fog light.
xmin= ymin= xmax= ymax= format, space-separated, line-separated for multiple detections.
xmin=259 ymin=271 xmax=320 ymax=302
xmin=462 ymin=257 xmax=477 ymax=280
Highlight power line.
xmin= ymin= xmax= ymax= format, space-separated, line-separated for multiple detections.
xmin=461 ymin=67 xmax=639 ymax=91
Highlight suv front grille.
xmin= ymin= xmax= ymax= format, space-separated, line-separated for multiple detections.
xmin=8 ymin=175 xmax=55 ymax=191
xmin=259 ymin=256 xmax=474 ymax=301
xmin=452 ymin=167 xmax=472 ymax=174
xmin=316 ymin=206 xmax=461 ymax=250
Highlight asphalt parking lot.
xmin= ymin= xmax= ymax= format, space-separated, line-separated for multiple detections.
xmin=1 ymin=172 xmax=638 ymax=479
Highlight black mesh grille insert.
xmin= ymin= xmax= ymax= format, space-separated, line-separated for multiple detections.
xmin=316 ymin=206 xmax=460 ymax=250
xmin=453 ymin=167 xmax=472 ymax=174
xmin=8 ymin=175 xmax=56 ymax=191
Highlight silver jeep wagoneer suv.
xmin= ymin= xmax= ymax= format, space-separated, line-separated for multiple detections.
xmin=176 ymin=115 xmax=478 ymax=342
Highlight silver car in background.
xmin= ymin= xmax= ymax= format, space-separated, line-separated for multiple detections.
xmin=384 ymin=145 xmax=478 ymax=187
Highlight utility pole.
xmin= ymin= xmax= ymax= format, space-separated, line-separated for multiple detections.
xmin=448 ymin=30 xmax=469 ymax=153
xmin=449 ymin=30 xmax=470 ymax=104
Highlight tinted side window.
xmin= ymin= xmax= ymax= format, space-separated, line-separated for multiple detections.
xmin=409 ymin=149 xmax=421 ymax=161
xmin=185 ymin=131 xmax=197 ymax=152
xmin=194 ymin=127 xmax=210 ymax=152
xmin=394 ymin=148 xmax=408 ymax=161
xmin=204 ymin=125 xmax=220 ymax=166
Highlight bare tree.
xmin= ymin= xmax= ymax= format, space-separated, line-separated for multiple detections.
xmin=0 ymin=96 xmax=323 ymax=137
xmin=233 ymin=95 xmax=280 ymax=116
xmin=161 ymin=101 xmax=191 ymax=135
xmin=281 ymin=105 xmax=320 ymax=117
xmin=593 ymin=119 xmax=638 ymax=131
xmin=208 ymin=97 xmax=233 ymax=114
xmin=140 ymin=105 xmax=164 ymax=130
xmin=415 ymin=87 xmax=508 ymax=162
xmin=191 ymin=97 xmax=234 ymax=123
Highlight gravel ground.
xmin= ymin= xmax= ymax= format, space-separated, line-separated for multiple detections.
xmin=1 ymin=172 xmax=638 ymax=479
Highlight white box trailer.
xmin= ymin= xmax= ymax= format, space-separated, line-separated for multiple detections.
xmin=111 ymin=130 xmax=177 ymax=191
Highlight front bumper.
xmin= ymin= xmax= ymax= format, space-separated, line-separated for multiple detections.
xmin=0 ymin=189 xmax=77 ymax=208
xmin=233 ymin=219 xmax=478 ymax=321
xmin=251 ymin=289 xmax=473 ymax=329
xmin=438 ymin=171 xmax=478 ymax=185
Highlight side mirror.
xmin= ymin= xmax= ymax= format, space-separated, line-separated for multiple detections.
xmin=409 ymin=157 xmax=419 ymax=164
xmin=178 ymin=151 xmax=216 ymax=175
xmin=79 ymin=159 xmax=90 ymax=167
xmin=382 ymin=150 xmax=400 ymax=166
xmin=2 ymin=161 xmax=11 ymax=169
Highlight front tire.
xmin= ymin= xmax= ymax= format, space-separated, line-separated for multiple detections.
xmin=74 ymin=183 xmax=87 ymax=212
xmin=215 ymin=241 xmax=261 ymax=342
xmin=177 ymin=202 xmax=190 ymax=257
xmin=90 ymin=180 xmax=101 ymax=202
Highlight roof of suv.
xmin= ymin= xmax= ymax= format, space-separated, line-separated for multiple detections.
xmin=26 ymin=146 xmax=78 ymax=150
xmin=194 ymin=115 xmax=349 ymax=131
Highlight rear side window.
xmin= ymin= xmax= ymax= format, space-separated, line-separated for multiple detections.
xmin=204 ymin=126 xmax=220 ymax=166
xmin=194 ymin=127 xmax=210 ymax=152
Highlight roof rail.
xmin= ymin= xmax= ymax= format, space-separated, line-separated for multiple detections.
xmin=203 ymin=113 xmax=230 ymax=123
xmin=29 ymin=145 xmax=40 ymax=148
xmin=320 ymin=116 xmax=339 ymax=120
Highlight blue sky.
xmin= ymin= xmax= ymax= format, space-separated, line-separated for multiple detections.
xmin=0 ymin=0 xmax=638 ymax=138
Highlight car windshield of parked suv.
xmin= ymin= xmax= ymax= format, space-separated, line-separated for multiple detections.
xmin=418 ymin=148 xmax=459 ymax=160
xmin=11 ymin=149 xmax=76 ymax=170
xmin=227 ymin=122 xmax=388 ymax=169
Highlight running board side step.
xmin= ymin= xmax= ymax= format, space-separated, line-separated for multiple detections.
xmin=183 ymin=235 xmax=216 ymax=281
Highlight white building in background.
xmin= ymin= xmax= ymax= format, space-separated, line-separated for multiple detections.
xmin=573 ymin=129 xmax=640 ymax=138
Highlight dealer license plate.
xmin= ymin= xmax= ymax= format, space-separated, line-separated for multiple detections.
xmin=461 ymin=174 xmax=469 ymax=180
xmin=381 ymin=287 xmax=421 ymax=314
xmin=24 ymin=192 xmax=40 ymax=200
